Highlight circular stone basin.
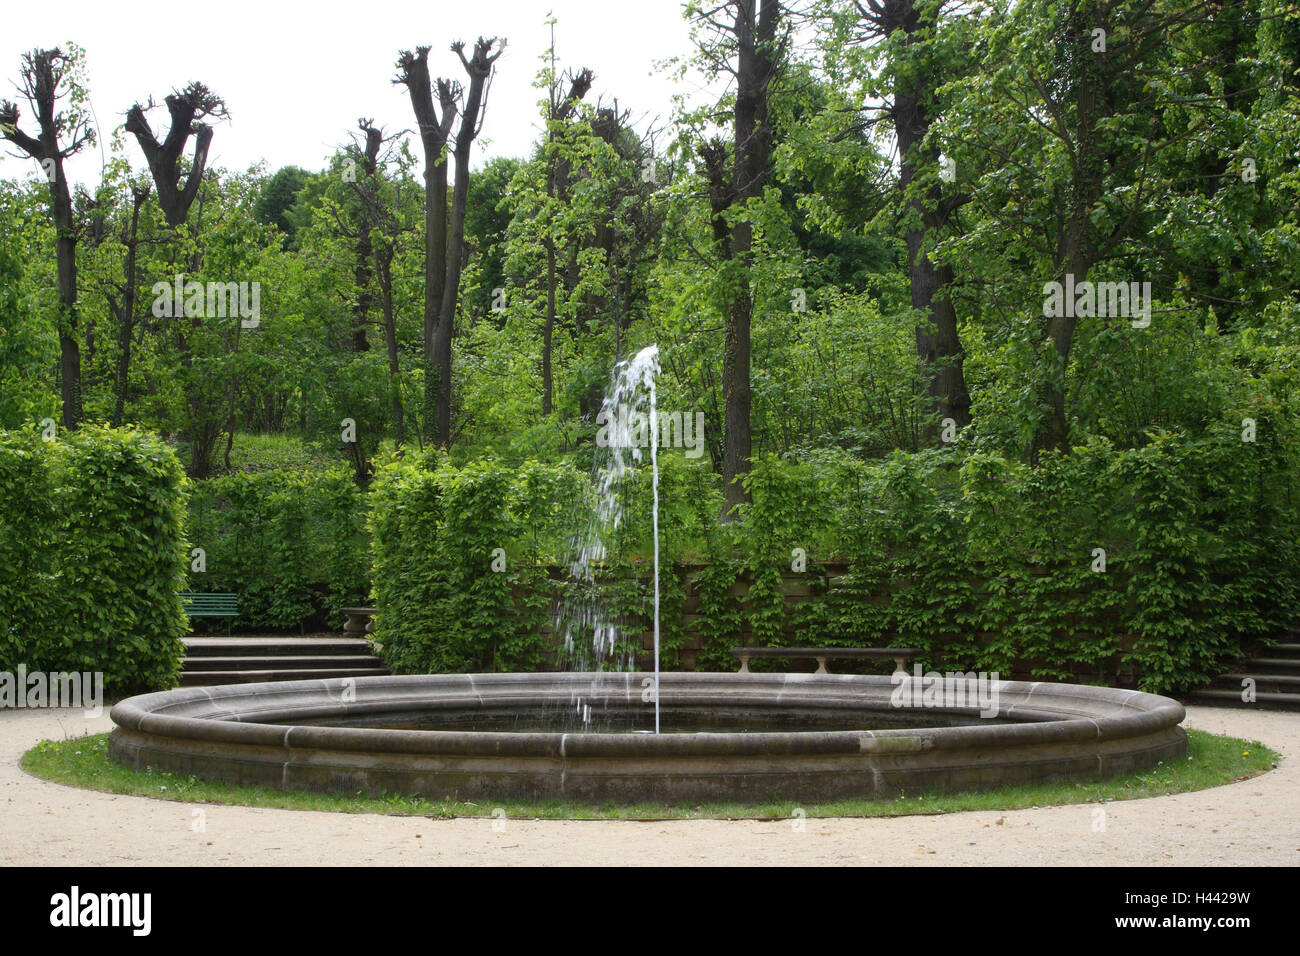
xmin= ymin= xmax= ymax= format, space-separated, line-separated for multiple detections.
xmin=109 ymin=672 xmax=1186 ymax=804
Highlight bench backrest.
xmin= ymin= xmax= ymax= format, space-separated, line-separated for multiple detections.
xmin=181 ymin=592 xmax=239 ymax=615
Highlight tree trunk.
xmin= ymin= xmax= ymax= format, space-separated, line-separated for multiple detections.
xmin=888 ymin=0 xmax=970 ymax=435
xmin=396 ymin=48 xmax=457 ymax=445
xmin=1033 ymin=5 xmax=1108 ymax=457
xmin=425 ymin=131 xmax=450 ymax=443
xmin=112 ymin=186 xmax=150 ymax=426
xmin=719 ymin=0 xmax=780 ymax=515
xmin=379 ymin=254 xmax=405 ymax=446
xmin=54 ymin=200 xmax=82 ymax=429
xmin=543 ymin=238 xmax=556 ymax=416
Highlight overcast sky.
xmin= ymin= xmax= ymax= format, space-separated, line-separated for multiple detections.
xmin=1 ymin=0 xmax=706 ymax=190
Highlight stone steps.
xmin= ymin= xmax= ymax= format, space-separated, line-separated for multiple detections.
xmin=1214 ymin=672 xmax=1300 ymax=693
xmin=1185 ymin=639 xmax=1300 ymax=712
xmin=179 ymin=668 xmax=391 ymax=686
xmin=180 ymin=635 xmax=389 ymax=687
xmin=184 ymin=655 xmax=384 ymax=671
xmin=1181 ymin=688 xmax=1300 ymax=712
xmin=184 ymin=637 xmax=376 ymax=657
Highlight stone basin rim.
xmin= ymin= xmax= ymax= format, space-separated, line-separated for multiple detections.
xmin=109 ymin=671 xmax=1186 ymax=759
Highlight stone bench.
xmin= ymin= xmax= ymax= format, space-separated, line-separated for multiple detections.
xmin=731 ymin=646 xmax=922 ymax=676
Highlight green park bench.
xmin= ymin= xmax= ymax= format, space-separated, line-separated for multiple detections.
xmin=181 ymin=592 xmax=240 ymax=634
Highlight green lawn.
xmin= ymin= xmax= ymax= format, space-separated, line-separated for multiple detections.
xmin=19 ymin=729 xmax=1278 ymax=821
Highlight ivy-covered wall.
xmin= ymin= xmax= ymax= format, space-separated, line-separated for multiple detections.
xmin=0 ymin=426 xmax=188 ymax=695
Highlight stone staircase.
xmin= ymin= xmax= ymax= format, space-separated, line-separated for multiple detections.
xmin=1184 ymin=634 xmax=1300 ymax=712
xmin=180 ymin=635 xmax=390 ymax=687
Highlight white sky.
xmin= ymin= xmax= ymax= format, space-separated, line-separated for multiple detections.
xmin=1 ymin=0 xmax=705 ymax=189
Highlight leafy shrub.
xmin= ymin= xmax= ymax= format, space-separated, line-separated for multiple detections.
xmin=369 ymin=458 xmax=585 ymax=673
xmin=0 ymin=425 xmax=188 ymax=695
xmin=0 ymin=429 xmax=57 ymax=669
xmin=793 ymin=416 xmax=1300 ymax=693
xmin=359 ymin=414 xmax=1296 ymax=693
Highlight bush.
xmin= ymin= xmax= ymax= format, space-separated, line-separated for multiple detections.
xmin=0 ymin=429 xmax=57 ymax=670
xmin=0 ymin=425 xmax=188 ymax=695
xmin=369 ymin=458 xmax=585 ymax=673
xmin=360 ymin=415 xmax=1297 ymax=693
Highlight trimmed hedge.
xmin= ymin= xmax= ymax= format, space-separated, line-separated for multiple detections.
xmin=0 ymin=425 xmax=188 ymax=695
xmin=368 ymin=458 xmax=586 ymax=674
xmin=185 ymin=469 xmax=369 ymax=630
xmin=363 ymin=414 xmax=1299 ymax=694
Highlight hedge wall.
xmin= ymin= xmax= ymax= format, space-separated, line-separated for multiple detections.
xmin=364 ymin=415 xmax=1298 ymax=695
xmin=0 ymin=425 xmax=188 ymax=694
xmin=368 ymin=458 xmax=588 ymax=673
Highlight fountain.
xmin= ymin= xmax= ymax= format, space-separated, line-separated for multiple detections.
xmin=554 ymin=344 xmax=662 ymax=733
xmin=107 ymin=346 xmax=1187 ymax=804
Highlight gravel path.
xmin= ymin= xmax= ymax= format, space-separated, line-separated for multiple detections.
xmin=0 ymin=705 xmax=1295 ymax=866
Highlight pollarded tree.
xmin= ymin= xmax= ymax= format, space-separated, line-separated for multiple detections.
xmin=396 ymin=37 xmax=506 ymax=448
xmin=0 ymin=46 xmax=96 ymax=428
xmin=125 ymin=83 xmax=227 ymax=229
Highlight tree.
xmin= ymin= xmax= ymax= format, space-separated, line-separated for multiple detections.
xmin=125 ymin=83 xmax=226 ymax=228
xmin=108 ymin=183 xmax=152 ymax=426
xmin=838 ymin=0 xmax=973 ymax=431
xmin=396 ymin=37 xmax=505 ymax=447
xmin=253 ymin=165 xmax=310 ymax=248
xmin=347 ymin=119 xmax=420 ymax=448
xmin=692 ymin=0 xmax=786 ymax=513
xmin=0 ymin=47 xmax=95 ymax=428
xmin=542 ymin=65 xmax=595 ymax=415
xmin=940 ymin=0 xmax=1288 ymax=456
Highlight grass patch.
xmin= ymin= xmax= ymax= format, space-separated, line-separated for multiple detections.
xmin=215 ymin=432 xmax=336 ymax=474
xmin=20 ymin=729 xmax=1278 ymax=821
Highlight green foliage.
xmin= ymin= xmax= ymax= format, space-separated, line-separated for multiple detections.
xmin=0 ymin=188 xmax=55 ymax=427
xmin=782 ymin=417 xmax=1300 ymax=694
xmin=0 ymin=425 xmax=187 ymax=694
xmin=3 ymin=4 xmax=1299 ymax=696
xmin=368 ymin=458 xmax=586 ymax=673
xmin=254 ymin=165 xmax=313 ymax=248
xmin=186 ymin=469 xmax=369 ymax=629
xmin=0 ymin=428 xmax=57 ymax=668
xmin=691 ymin=557 xmax=746 ymax=671
xmin=220 ymin=431 xmax=334 ymax=473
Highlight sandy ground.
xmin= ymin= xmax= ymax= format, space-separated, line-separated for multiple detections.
xmin=0 ymin=705 xmax=1295 ymax=866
